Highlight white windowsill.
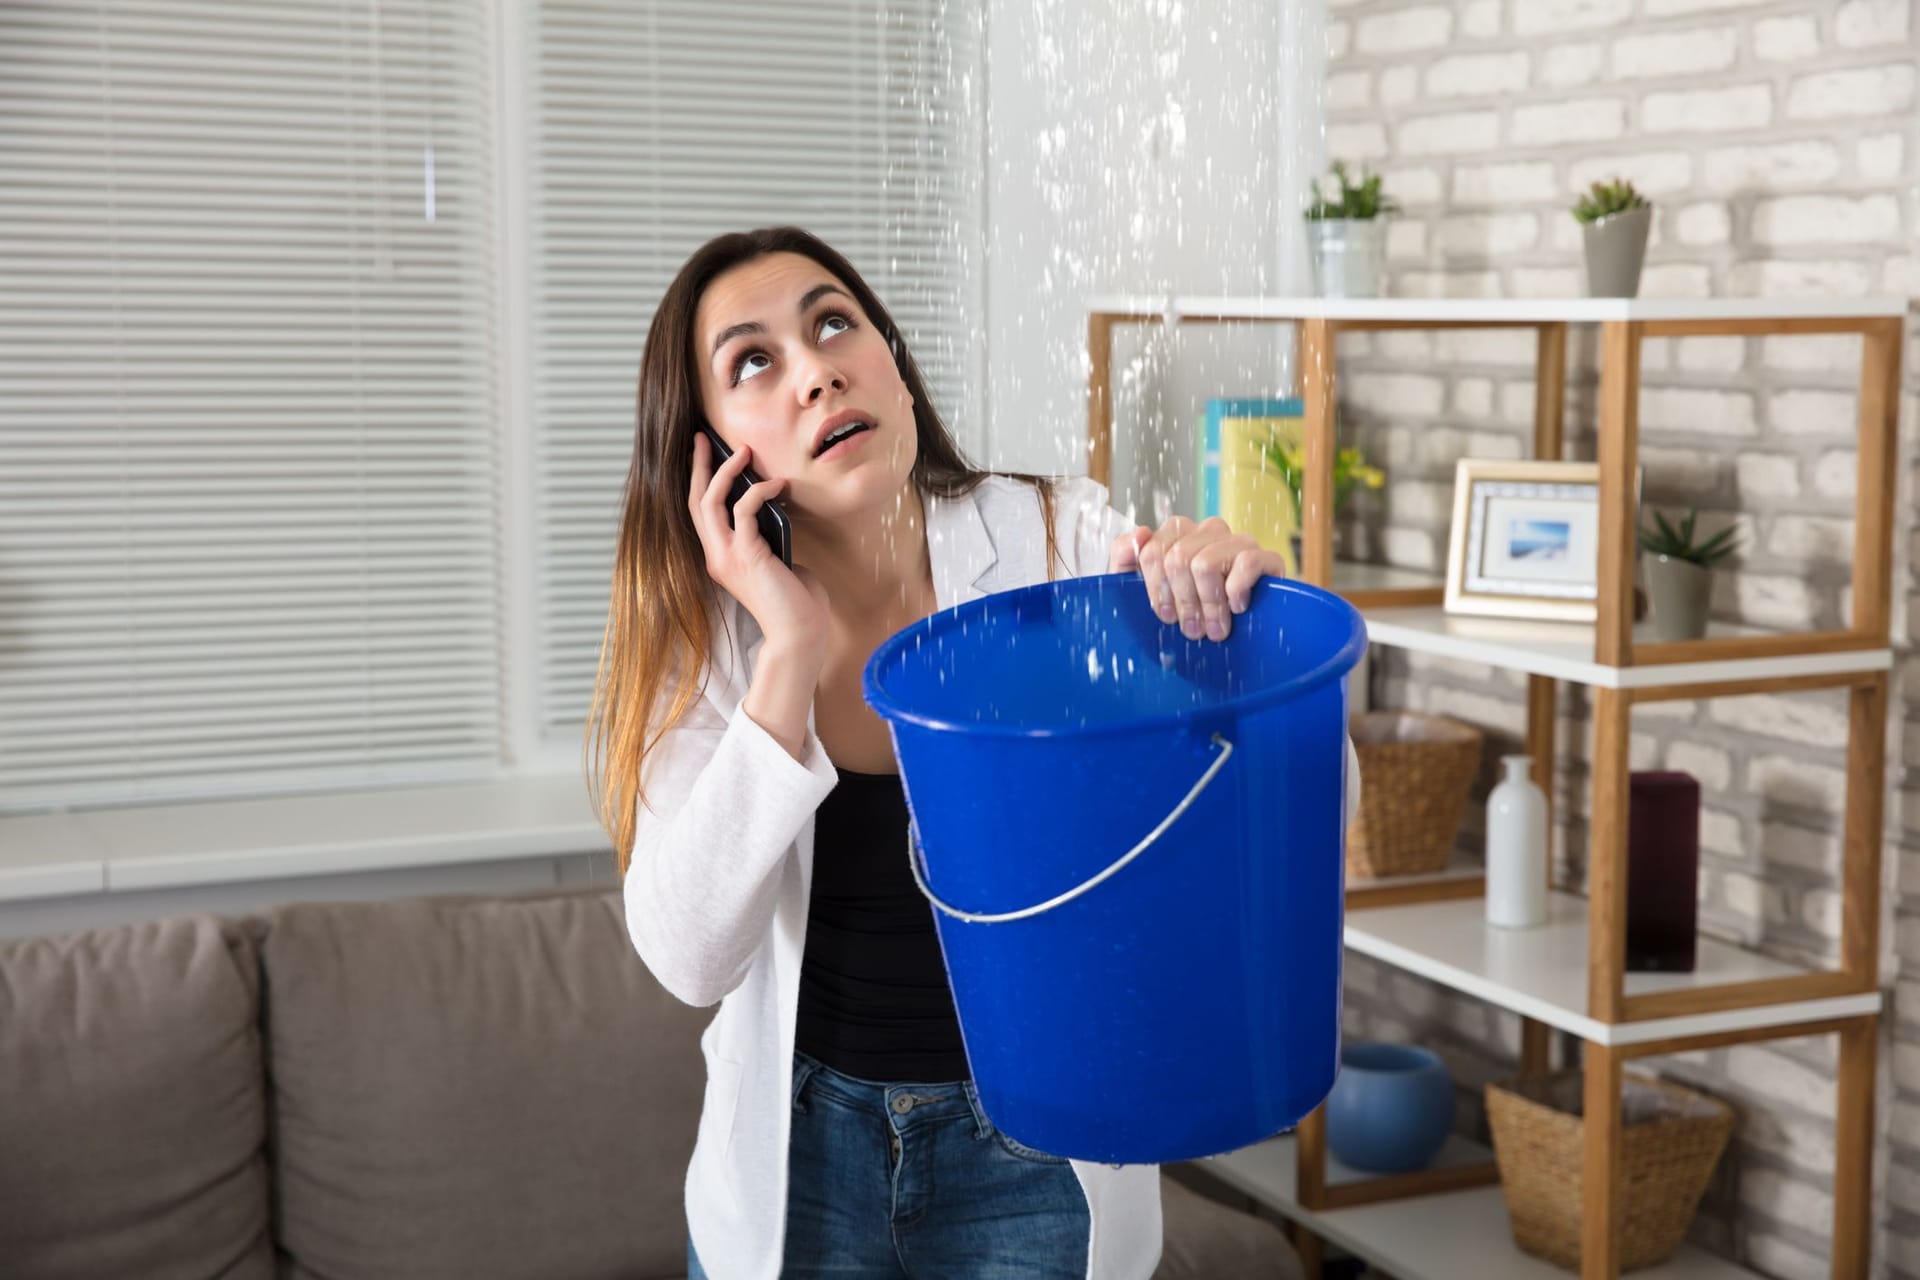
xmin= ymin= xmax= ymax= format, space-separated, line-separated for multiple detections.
xmin=0 ymin=775 xmax=611 ymax=903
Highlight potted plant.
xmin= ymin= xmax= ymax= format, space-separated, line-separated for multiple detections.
xmin=1305 ymin=161 xmax=1397 ymax=299
xmin=1636 ymin=508 xmax=1739 ymax=642
xmin=1572 ymin=177 xmax=1652 ymax=298
xmin=1262 ymin=436 xmax=1385 ymax=570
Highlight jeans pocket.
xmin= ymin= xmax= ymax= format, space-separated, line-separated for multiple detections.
xmin=790 ymin=1052 xmax=822 ymax=1115
xmin=964 ymin=1082 xmax=1070 ymax=1165
xmin=989 ymin=1127 xmax=1071 ymax=1165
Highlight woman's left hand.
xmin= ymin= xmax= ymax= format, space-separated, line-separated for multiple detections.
xmin=1109 ymin=516 xmax=1288 ymax=642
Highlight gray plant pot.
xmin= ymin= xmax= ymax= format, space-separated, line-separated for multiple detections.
xmin=1641 ymin=554 xmax=1710 ymax=642
xmin=1581 ymin=204 xmax=1652 ymax=298
xmin=1308 ymin=218 xmax=1388 ymax=299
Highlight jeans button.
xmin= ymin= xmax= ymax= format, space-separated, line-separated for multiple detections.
xmin=891 ymin=1094 xmax=914 ymax=1115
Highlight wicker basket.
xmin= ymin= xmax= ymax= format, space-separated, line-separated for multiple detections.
xmin=1345 ymin=710 xmax=1483 ymax=879
xmin=1486 ymin=1069 xmax=1735 ymax=1272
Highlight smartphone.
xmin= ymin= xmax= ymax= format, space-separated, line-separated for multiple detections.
xmin=697 ymin=425 xmax=792 ymax=568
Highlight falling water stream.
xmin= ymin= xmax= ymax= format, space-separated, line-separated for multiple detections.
xmin=897 ymin=0 xmax=1333 ymax=699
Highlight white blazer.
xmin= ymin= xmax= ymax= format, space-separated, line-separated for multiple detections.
xmin=623 ymin=474 xmax=1355 ymax=1280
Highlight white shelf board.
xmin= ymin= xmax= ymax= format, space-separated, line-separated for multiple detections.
xmin=1359 ymin=603 xmax=1892 ymax=689
xmin=1321 ymin=562 xmax=1893 ymax=687
xmin=1188 ymin=1133 xmax=1761 ymax=1280
xmin=1089 ymin=294 xmax=1909 ymax=323
xmin=1343 ymin=892 xmax=1880 ymax=1046
xmin=0 ymin=775 xmax=610 ymax=900
xmin=1331 ymin=562 xmax=1442 ymax=593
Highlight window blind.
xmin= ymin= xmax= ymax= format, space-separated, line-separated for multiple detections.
xmin=0 ymin=0 xmax=981 ymax=813
xmin=529 ymin=0 xmax=985 ymax=746
xmin=0 ymin=0 xmax=503 ymax=811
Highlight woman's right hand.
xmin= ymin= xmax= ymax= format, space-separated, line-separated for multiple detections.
xmin=688 ymin=431 xmax=830 ymax=671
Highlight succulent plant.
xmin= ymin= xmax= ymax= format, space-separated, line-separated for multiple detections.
xmin=1306 ymin=161 xmax=1399 ymax=221
xmin=1637 ymin=508 xmax=1739 ymax=568
xmin=1572 ymin=177 xmax=1649 ymax=225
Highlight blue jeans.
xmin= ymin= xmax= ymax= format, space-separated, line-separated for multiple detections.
xmin=689 ymin=1050 xmax=1090 ymax=1278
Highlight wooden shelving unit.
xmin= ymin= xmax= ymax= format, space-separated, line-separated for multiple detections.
xmin=1195 ymin=1134 xmax=1759 ymax=1280
xmin=1087 ymin=295 xmax=1907 ymax=1280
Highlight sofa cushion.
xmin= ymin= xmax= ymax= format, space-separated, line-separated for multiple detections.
xmin=260 ymin=886 xmax=706 ymax=1280
xmin=1153 ymin=1171 xmax=1303 ymax=1280
xmin=0 ymin=914 xmax=273 ymax=1279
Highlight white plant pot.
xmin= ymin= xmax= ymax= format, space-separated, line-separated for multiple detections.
xmin=1307 ymin=218 xmax=1387 ymax=299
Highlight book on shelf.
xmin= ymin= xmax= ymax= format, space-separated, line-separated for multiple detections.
xmin=1198 ymin=397 xmax=1302 ymax=574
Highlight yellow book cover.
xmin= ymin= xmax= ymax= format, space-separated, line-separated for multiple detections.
xmin=1217 ymin=414 xmax=1301 ymax=574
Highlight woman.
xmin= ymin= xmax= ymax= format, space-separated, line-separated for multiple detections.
xmin=588 ymin=227 xmax=1300 ymax=1279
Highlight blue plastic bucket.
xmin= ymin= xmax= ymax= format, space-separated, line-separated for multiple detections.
xmin=862 ymin=572 xmax=1366 ymax=1164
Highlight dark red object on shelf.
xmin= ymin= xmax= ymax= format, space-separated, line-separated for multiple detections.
xmin=1626 ymin=770 xmax=1701 ymax=973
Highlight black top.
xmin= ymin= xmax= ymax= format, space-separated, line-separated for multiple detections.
xmin=794 ymin=768 xmax=971 ymax=1082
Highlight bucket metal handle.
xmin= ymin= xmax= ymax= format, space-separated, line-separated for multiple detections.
xmin=907 ymin=733 xmax=1234 ymax=925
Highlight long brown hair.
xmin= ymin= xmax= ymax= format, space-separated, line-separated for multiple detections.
xmin=586 ymin=227 xmax=1057 ymax=875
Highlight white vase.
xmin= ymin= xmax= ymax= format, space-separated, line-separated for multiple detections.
xmin=1485 ymin=755 xmax=1548 ymax=929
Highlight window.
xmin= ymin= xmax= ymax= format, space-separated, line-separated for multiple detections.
xmin=0 ymin=0 xmax=503 ymax=810
xmin=0 ymin=0 xmax=984 ymax=809
xmin=526 ymin=0 xmax=984 ymax=755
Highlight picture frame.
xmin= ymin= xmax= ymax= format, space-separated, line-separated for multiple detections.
xmin=1443 ymin=459 xmax=1635 ymax=623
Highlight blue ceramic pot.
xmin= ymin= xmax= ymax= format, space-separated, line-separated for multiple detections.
xmin=1324 ymin=1042 xmax=1454 ymax=1173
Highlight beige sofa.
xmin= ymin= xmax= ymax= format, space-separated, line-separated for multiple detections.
xmin=0 ymin=885 xmax=1301 ymax=1279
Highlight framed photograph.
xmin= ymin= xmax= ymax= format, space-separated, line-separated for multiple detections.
xmin=1443 ymin=460 xmax=1628 ymax=622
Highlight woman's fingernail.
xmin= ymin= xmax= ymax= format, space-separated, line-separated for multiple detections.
xmin=1207 ymin=618 xmax=1226 ymax=641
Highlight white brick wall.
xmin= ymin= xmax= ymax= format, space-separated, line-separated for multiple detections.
xmin=1512 ymin=96 xmax=1629 ymax=143
xmin=1612 ymin=27 xmax=1739 ymax=77
xmin=1642 ymin=386 xmax=1756 ymax=435
xmin=1674 ymin=201 xmax=1731 ymax=245
xmin=1706 ymin=694 xmax=1851 ymax=752
xmin=1460 ymin=0 xmax=1500 ymax=39
xmin=1836 ymin=0 xmax=1911 ymax=47
xmin=1356 ymin=6 xmax=1453 ymax=54
xmin=1752 ymin=195 xmax=1903 ymax=247
xmin=1641 ymin=83 xmax=1774 ymax=132
xmin=1323 ymin=4 xmax=1919 ymax=1273
xmin=1785 ymin=63 xmax=1916 ymax=119
xmin=1452 ymin=160 xmax=1559 ymax=203
xmin=1764 ymin=514 xmax=1854 ymax=558
xmin=1542 ymin=40 xmax=1606 ymax=85
xmin=1767 ymin=389 xmax=1858 ymax=437
xmin=1753 ymin=15 xmax=1821 ymax=61
xmin=1747 ymin=755 xmax=1850 ymax=812
xmin=1425 ymin=51 xmax=1530 ymax=97
xmin=1513 ymin=0 xmax=1632 ymax=37
xmin=1813 ymin=449 xmax=1859 ymax=500
xmin=1702 ymin=141 xmax=1842 ymax=190
xmin=1570 ymin=148 xmax=1694 ymax=192
xmin=1398 ymin=109 xmax=1501 ymax=154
